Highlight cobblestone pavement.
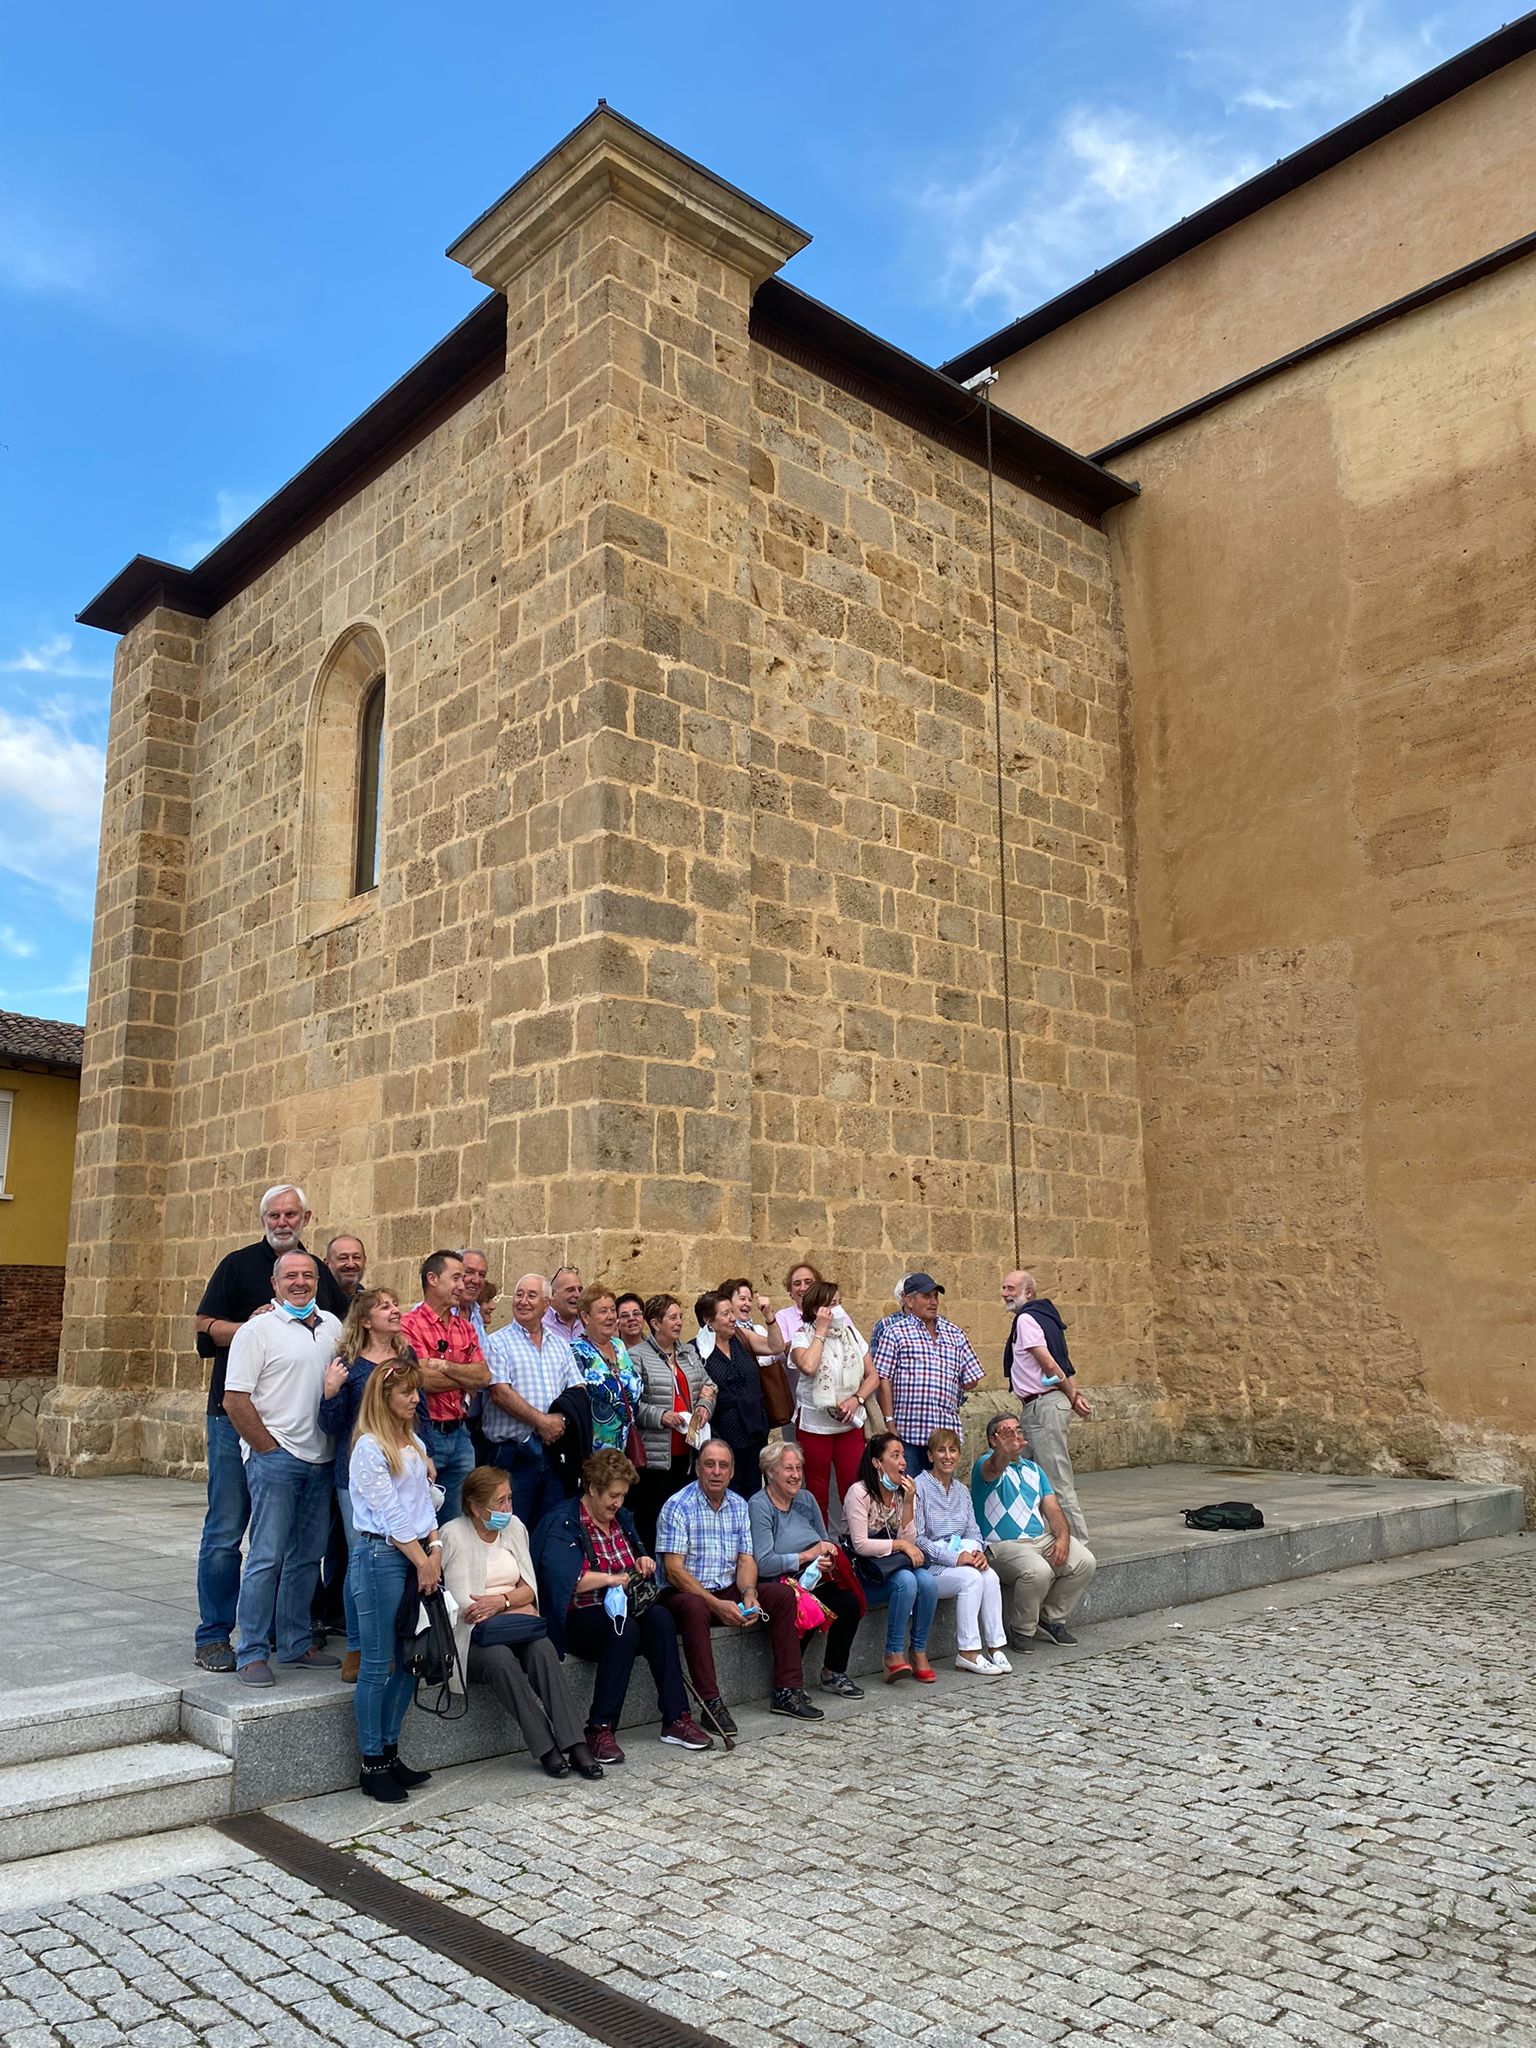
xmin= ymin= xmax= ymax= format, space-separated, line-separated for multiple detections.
xmin=1 ymin=1548 xmax=1531 ymax=2048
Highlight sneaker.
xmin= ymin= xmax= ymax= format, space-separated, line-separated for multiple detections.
xmin=282 ymin=1648 xmax=342 ymax=1670
xmin=702 ymin=1696 xmax=738 ymax=1737
xmin=660 ymin=1715 xmax=714 ymax=1751
xmin=1035 ymin=1621 xmax=1078 ymax=1646
xmin=237 ymin=1660 xmax=275 ymax=1687
xmin=819 ymin=1671 xmax=865 ymax=1699
xmin=769 ymin=1687 xmax=824 ymax=1720
xmin=982 ymin=1649 xmax=1014 ymax=1675
xmin=1007 ymin=1632 xmax=1034 ymax=1653
xmin=585 ymin=1727 xmax=625 ymax=1766
xmin=194 ymin=1641 xmax=236 ymax=1674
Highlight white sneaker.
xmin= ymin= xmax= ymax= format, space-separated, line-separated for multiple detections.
xmin=955 ymin=1653 xmax=996 ymax=1677
xmin=982 ymin=1649 xmax=1013 ymax=1675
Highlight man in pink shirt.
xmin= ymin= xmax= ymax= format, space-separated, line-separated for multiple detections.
xmin=1004 ymin=1270 xmax=1092 ymax=1541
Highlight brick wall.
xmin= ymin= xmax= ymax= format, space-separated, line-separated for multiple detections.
xmin=0 ymin=1264 xmax=64 ymax=1376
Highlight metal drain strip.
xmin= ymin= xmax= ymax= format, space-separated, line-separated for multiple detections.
xmin=216 ymin=1811 xmax=730 ymax=2048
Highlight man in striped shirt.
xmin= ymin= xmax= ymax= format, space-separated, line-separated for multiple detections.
xmin=970 ymin=1413 xmax=1096 ymax=1651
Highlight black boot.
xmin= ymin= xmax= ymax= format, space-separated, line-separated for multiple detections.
xmin=359 ymin=1755 xmax=408 ymax=1803
xmin=381 ymin=1742 xmax=431 ymax=1789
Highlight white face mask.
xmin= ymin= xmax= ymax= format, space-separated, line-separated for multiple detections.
xmin=830 ymin=1306 xmax=850 ymax=1325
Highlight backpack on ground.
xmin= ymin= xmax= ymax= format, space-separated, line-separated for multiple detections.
xmin=1181 ymin=1500 xmax=1265 ymax=1532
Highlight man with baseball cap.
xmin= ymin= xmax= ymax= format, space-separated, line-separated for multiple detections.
xmin=871 ymin=1272 xmax=984 ymax=1476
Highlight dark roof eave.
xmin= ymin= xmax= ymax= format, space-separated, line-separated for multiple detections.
xmin=78 ymin=294 xmax=508 ymax=636
xmin=941 ymin=11 xmax=1536 ymax=383
xmin=753 ymin=278 xmax=1136 ymax=515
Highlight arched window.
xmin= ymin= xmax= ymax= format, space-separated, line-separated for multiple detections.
xmin=354 ymin=676 xmax=385 ymax=895
xmin=300 ymin=623 xmax=389 ymax=934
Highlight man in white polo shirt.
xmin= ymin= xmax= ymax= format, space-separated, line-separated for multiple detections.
xmin=222 ymin=1250 xmax=343 ymax=1686
xmin=970 ymin=1413 xmax=1096 ymax=1651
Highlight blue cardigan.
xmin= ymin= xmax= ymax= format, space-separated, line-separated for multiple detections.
xmin=316 ymin=1353 xmax=428 ymax=1489
xmin=531 ymin=1496 xmax=645 ymax=1658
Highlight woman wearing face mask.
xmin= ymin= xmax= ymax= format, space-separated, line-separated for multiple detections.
xmin=572 ymin=1286 xmax=646 ymax=1454
xmin=843 ymin=1433 xmax=939 ymax=1684
xmin=786 ymin=1280 xmax=879 ymax=1522
xmin=531 ymin=1448 xmax=714 ymax=1765
xmin=318 ymin=1288 xmax=420 ymax=1683
xmin=439 ymin=1467 xmax=602 ymax=1780
xmin=914 ymin=1429 xmax=1010 ymax=1676
xmin=346 ymin=1360 xmax=439 ymax=1802
xmin=627 ymin=1293 xmax=716 ymax=1548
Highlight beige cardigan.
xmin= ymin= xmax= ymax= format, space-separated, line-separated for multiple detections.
xmin=438 ymin=1515 xmax=540 ymax=1696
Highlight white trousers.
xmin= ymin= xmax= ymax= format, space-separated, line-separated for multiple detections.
xmin=928 ymin=1563 xmax=1005 ymax=1651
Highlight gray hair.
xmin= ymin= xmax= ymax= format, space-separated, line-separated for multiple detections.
xmin=549 ymin=1264 xmax=581 ymax=1287
xmin=456 ymin=1246 xmax=489 ymax=1264
xmin=260 ymin=1184 xmax=307 ymax=1217
xmin=273 ymin=1250 xmax=319 ymax=1280
xmin=759 ymin=1438 xmax=804 ymax=1480
xmin=985 ymin=1412 xmax=1022 ymax=1446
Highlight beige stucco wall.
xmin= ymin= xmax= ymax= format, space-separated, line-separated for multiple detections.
xmin=1111 ymin=254 xmax=1536 ymax=1496
xmin=991 ymin=52 xmax=1536 ymax=454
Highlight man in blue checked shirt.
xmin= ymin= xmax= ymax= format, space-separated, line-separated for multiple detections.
xmin=970 ymin=1413 xmax=1096 ymax=1651
xmin=657 ymin=1440 xmax=823 ymax=1732
xmin=483 ymin=1274 xmax=582 ymax=1529
xmin=871 ymin=1272 xmax=985 ymax=1475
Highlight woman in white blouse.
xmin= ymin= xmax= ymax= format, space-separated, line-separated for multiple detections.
xmin=788 ymin=1280 xmax=879 ymax=1521
xmin=440 ymin=1468 xmax=602 ymax=1781
xmin=346 ymin=1360 xmax=440 ymax=1804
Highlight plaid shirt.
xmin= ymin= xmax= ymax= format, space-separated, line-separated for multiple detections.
xmin=871 ymin=1311 xmax=984 ymax=1442
xmin=574 ymin=1501 xmax=638 ymax=1607
xmin=482 ymin=1321 xmax=581 ymax=1444
xmin=400 ymin=1302 xmax=485 ymax=1423
xmin=656 ymin=1481 xmax=751 ymax=1592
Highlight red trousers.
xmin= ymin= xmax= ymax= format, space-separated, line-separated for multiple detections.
xmin=799 ymin=1427 xmax=864 ymax=1521
xmin=662 ymin=1579 xmax=800 ymax=1699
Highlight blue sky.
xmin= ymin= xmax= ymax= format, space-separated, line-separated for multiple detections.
xmin=0 ymin=0 xmax=1513 ymax=1020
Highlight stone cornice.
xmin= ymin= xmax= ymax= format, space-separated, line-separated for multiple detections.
xmin=447 ymin=104 xmax=810 ymax=291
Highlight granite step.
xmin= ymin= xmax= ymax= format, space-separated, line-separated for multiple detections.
xmin=0 ymin=1740 xmax=233 ymax=1862
xmin=0 ymin=1674 xmax=183 ymax=1766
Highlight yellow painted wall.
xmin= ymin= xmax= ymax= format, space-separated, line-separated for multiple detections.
xmin=0 ymin=1067 xmax=80 ymax=1265
xmin=1106 ymin=255 xmax=1536 ymax=1493
xmin=991 ymin=52 xmax=1536 ymax=454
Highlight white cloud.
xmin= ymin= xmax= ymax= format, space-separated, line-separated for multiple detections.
xmin=0 ymin=925 xmax=37 ymax=959
xmin=919 ymin=0 xmax=1489 ymax=315
xmin=0 ymin=706 xmax=106 ymax=919
xmin=0 ymin=634 xmax=110 ymax=681
xmin=168 ymin=488 xmax=261 ymax=566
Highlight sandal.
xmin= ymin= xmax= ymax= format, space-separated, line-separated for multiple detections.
xmin=883 ymin=1659 xmax=914 ymax=1682
xmin=911 ymin=1656 xmax=937 ymax=1683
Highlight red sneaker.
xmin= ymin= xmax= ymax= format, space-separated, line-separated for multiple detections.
xmin=659 ymin=1715 xmax=714 ymax=1751
xmin=585 ymin=1726 xmax=625 ymax=1766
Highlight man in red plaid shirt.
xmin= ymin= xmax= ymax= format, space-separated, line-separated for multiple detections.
xmin=872 ymin=1271 xmax=984 ymax=1476
xmin=401 ymin=1250 xmax=488 ymax=1524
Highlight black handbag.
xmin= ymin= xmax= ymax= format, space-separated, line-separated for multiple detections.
xmin=841 ymin=1535 xmax=912 ymax=1586
xmin=396 ymin=1581 xmax=468 ymax=1719
xmin=470 ymin=1610 xmax=548 ymax=1648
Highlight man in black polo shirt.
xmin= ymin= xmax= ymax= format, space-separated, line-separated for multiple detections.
xmin=192 ymin=1184 xmax=347 ymax=1672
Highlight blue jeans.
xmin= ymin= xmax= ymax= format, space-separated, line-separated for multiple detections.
xmin=883 ymin=1565 xmax=940 ymax=1657
xmin=488 ymin=1435 xmax=559 ymax=1532
xmin=234 ymin=1448 xmax=334 ymax=1669
xmin=195 ymin=1412 xmax=250 ymax=1649
xmin=423 ymin=1420 xmax=475 ymax=1524
xmin=337 ymin=1487 xmax=360 ymax=1651
xmin=901 ymin=1441 xmax=932 ymax=1478
xmin=349 ymin=1534 xmax=415 ymax=1754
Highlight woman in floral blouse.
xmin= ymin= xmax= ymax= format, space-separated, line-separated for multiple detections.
xmin=572 ymin=1284 xmax=645 ymax=1455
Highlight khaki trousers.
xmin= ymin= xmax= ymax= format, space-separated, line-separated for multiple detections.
xmin=989 ymin=1533 xmax=1096 ymax=1642
xmin=1019 ymin=1389 xmax=1088 ymax=1541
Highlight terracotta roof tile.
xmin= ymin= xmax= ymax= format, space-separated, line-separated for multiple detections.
xmin=0 ymin=1010 xmax=85 ymax=1071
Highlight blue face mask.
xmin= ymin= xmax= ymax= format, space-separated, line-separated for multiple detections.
xmin=277 ymin=1298 xmax=316 ymax=1320
xmin=485 ymin=1510 xmax=513 ymax=1532
xmin=879 ymin=1470 xmax=901 ymax=1492
xmin=603 ymin=1583 xmax=629 ymax=1630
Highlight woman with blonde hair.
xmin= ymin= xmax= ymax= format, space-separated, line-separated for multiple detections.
xmin=318 ymin=1287 xmax=419 ymax=1681
xmin=346 ymin=1359 xmax=440 ymax=1803
xmin=440 ymin=1467 xmax=602 ymax=1780
xmin=915 ymin=1427 xmax=1010 ymax=1676
xmin=572 ymin=1284 xmax=645 ymax=1454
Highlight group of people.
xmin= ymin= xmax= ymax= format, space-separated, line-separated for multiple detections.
xmin=191 ymin=1184 xmax=1099 ymax=1799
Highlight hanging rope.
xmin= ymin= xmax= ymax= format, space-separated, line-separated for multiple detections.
xmin=980 ymin=380 xmax=1023 ymax=1269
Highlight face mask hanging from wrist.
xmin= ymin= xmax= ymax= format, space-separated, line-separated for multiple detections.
xmin=603 ymin=1583 xmax=629 ymax=1632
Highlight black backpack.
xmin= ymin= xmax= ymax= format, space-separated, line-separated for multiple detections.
xmin=1182 ymin=1500 xmax=1265 ymax=1532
